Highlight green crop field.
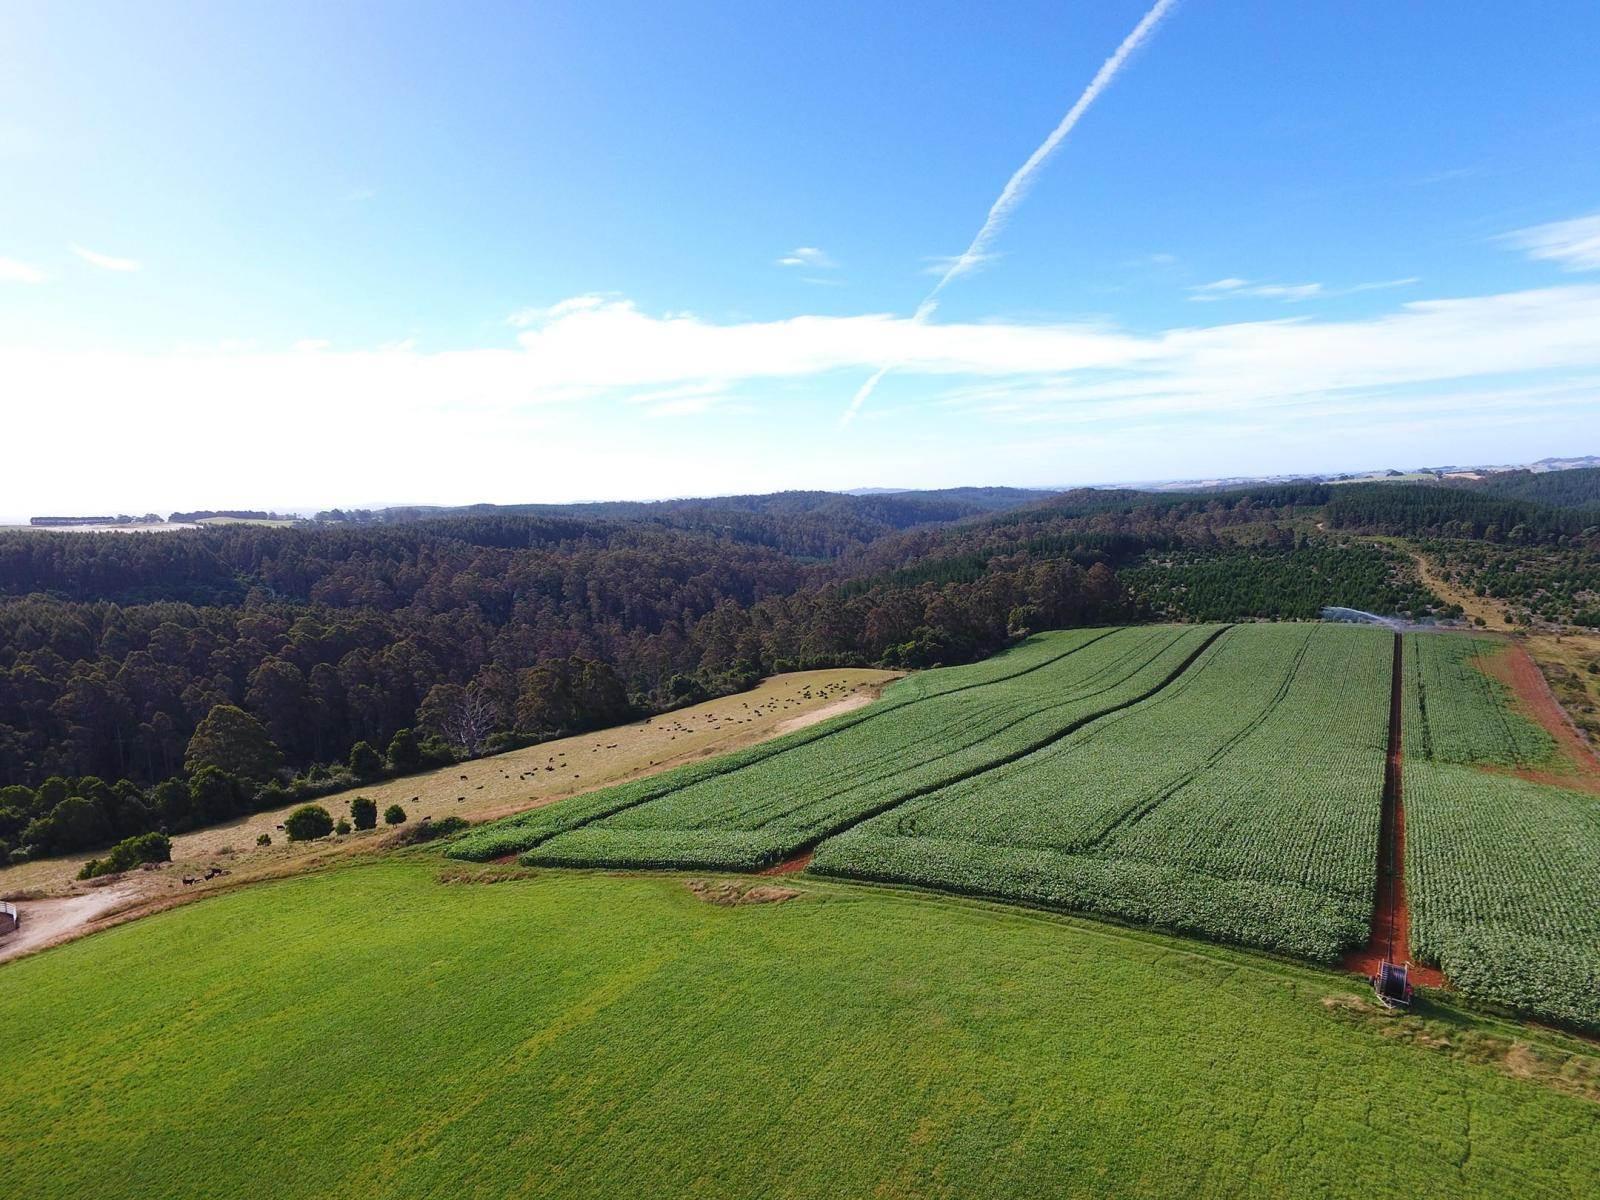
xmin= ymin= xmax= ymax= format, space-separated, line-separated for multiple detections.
xmin=448 ymin=623 xmax=1599 ymax=1030
xmin=1402 ymin=635 xmax=1600 ymax=1030
xmin=4 ymin=859 xmax=1599 ymax=1199
xmin=452 ymin=625 xmax=1221 ymax=869
xmin=814 ymin=623 xmax=1393 ymax=959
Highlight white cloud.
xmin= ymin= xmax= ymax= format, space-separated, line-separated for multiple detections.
xmin=777 ymin=246 xmax=837 ymax=269
xmin=70 ymin=243 xmax=141 ymax=272
xmin=5 ymin=284 xmax=1599 ymax=514
xmin=7 ymin=284 xmax=1600 ymax=425
xmin=0 ymin=257 xmax=46 ymax=284
xmin=1505 ymin=212 xmax=1600 ymax=271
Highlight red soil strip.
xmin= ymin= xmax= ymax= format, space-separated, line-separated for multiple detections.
xmin=759 ymin=851 xmax=813 ymax=876
xmin=1343 ymin=635 xmax=1447 ymax=988
xmin=1478 ymin=642 xmax=1600 ymax=794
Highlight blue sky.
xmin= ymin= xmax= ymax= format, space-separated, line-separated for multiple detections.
xmin=3 ymin=0 xmax=1599 ymax=514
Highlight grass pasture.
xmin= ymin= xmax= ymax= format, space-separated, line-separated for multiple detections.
xmin=0 ymin=668 xmax=897 ymax=904
xmin=3 ymin=859 xmax=1599 ymax=1199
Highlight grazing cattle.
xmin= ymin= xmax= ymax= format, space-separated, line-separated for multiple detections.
xmin=182 ymin=876 xmax=197 ymax=886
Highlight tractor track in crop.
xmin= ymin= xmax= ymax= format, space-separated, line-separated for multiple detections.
xmin=489 ymin=627 xmax=1132 ymax=858
xmin=799 ymin=625 xmax=1233 ymax=864
xmin=1078 ymin=624 xmax=1316 ymax=851
xmin=1342 ymin=633 xmax=1445 ymax=987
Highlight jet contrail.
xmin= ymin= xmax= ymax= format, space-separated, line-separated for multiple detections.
xmin=843 ymin=0 xmax=1180 ymax=424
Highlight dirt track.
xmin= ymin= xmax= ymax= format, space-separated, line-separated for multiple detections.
xmin=1478 ymin=642 xmax=1600 ymax=793
xmin=1342 ymin=634 xmax=1445 ymax=987
xmin=0 ymin=884 xmax=139 ymax=963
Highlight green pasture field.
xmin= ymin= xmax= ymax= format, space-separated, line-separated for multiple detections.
xmin=3 ymin=859 xmax=1598 ymax=1198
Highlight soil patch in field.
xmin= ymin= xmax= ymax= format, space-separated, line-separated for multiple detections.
xmin=1321 ymin=993 xmax=1600 ymax=1104
xmin=685 ymin=879 xmax=800 ymax=906
xmin=0 ymin=883 xmax=139 ymax=963
xmin=774 ymin=694 xmax=874 ymax=735
xmin=758 ymin=851 xmax=814 ymax=876
xmin=1477 ymin=642 xmax=1600 ymax=793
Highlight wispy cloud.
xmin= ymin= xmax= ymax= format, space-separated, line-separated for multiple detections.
xmin=777 ymin=246 xmax=837 ymax=269
xmin=920 ymin=252 xmax=1002 ymax=277
xmin=70 ymin=243 xmax=141 ymax=272
xmin=1505 ymin=212 xmax=1600 ymax=271
xmin=507 ymin=294 xmax=612 ymax=327
xmin=1189 ymin=276 xmax=1418 ymax=302
xmin=0 ymin=257 xmax=46 ymax=284
xmin=844 ymin=0 xmax=1181 ymax=423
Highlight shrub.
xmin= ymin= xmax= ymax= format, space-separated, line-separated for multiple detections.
xmin=383 ymin=804 xmax=407 ymax=826
xmin=396 ymin=814 xmax=469 ymax=845
xmin=386 ymin=728 xmax=423 ymax=773
xmin=350 ymin=796 xmax=378 ymax=831
xmin=284 ymin=805 xmax=334 ymax=842
xmin=78 ymin=831 xmax=172 ymax=880
xmin=256 ymin=833 xmax=272 ymax=846
xmin=335 ymin=818 xmax=352 ymax=835
xmin=252 ymin=779 xmax=291 ymax=812
xmin=348 ymin=741 xmax=385 ymax=780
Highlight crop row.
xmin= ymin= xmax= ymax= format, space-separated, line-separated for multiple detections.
xmin=508 ymin=625 xmax=1224 ymax=870
xmin=813 ymin=623 xmax=1394 ymax=959
xmin=1401 ymin=635 xmax=1553 ymax=766
xmin=1401 ymin=634 xmax=1600 ymax=1030
xmin=445 ymin=626 xmax=1117 ymax=861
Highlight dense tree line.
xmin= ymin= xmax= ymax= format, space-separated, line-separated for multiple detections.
xmin=0 ymin=506 xmax=1133 ymax=863
xmin=1121 ymin=538 xmax=1450 ymax=622
xmin=1460 ymin=467 xmax=1600 ymax=509
xmin=5 ymin=477 xmax=1596 ymax=865
xmin=1324 ymin=483 xmax=1600 ymax=544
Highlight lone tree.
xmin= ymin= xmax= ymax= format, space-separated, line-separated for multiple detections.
xmin=283 ymin=804 xmax=334 ymax=842
xmin=383 ymin=804 xmax=407 ymax=825
xmin=350 ymin=796 xmax=378 ymax=830
xmin=185 ymin=705 xmax=283 ymax=783
xmin=419 ymin=682 xmax=498 ymax=756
